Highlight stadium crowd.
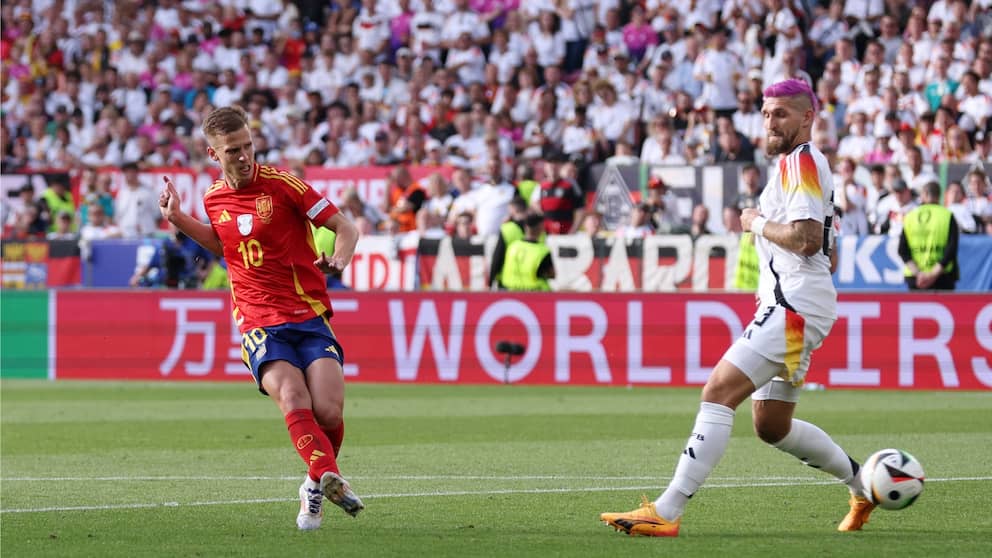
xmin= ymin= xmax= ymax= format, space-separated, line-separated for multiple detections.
xmin=3 ymin=0 xmax=992 ymax=282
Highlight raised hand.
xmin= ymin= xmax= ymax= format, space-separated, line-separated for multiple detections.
xmin=159 ymin=176 xmax=181 ymax=220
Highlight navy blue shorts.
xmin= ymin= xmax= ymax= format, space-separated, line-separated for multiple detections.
xmin=241 ymin=316 xmax=345 ymax=395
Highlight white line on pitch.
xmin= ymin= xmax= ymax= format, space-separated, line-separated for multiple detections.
xmin=1 ymin=477 xmax=987 ymax=514
xmin=2 ymin=475 xmax=818 ymax=482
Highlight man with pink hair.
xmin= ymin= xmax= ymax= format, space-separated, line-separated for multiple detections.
xmin=601 ymin=79 xmax=875 ymax=537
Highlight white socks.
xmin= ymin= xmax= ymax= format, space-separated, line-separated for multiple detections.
xmin=772 ymin=419 xmax=863 ymax=494
xmin=655 ymin=402 xmax=735 ymax=521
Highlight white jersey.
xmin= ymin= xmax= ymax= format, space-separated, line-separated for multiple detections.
xmin=756 ymin=142 xmax=837 ymax=320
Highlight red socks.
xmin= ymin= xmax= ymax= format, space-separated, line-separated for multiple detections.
xmin=324 ymin=420 xmax=344 ymax=457
xmin=284 ymin=409 xmax=339 ymax=481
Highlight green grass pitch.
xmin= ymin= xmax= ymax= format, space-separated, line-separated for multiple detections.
xmin=2 ymin=382 xmax=991 ymax=557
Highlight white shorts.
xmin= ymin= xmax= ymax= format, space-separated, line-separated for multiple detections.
xmin=723 ymin=304 xmax=834 ymax=395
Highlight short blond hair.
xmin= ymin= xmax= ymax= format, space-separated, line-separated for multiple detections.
xmin=201 ymin=105 xmax=249 ymax=138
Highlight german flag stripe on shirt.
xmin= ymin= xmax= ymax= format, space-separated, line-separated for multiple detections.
xmin=779 ymin=144 xmax=822 ymax=197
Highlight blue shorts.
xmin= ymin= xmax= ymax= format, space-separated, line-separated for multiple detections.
xmin=241 ymin=316 xmax=345 ymax=395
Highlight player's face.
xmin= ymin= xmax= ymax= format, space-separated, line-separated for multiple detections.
xmin=761 ymin=96 xmax=810 ymax=156
xmin=207 ymin=126 xmax=255 ymax=186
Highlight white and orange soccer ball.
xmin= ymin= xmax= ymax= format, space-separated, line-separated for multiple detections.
xmin=860 ymin=449 xmax=926 ymax=510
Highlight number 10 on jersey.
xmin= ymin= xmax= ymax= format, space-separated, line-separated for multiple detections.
xmin=237 ymin=239 xmax=263 ymax=268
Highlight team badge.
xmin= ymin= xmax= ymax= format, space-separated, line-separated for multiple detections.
xmin=256 ymin=195 xmax=273 ymax=223
xmin=237 ymin=214 xmax=253 ymax=235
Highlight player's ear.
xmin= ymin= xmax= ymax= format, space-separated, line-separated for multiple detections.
xmin=206 ymin=146 xmax=218 ymax=161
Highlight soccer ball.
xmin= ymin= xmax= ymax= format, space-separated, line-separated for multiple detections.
xmin=860 ymin=449 xmax=925 ymax=510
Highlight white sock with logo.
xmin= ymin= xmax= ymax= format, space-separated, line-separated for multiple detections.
xmin=654 ymin=402 xmax=735 ymax=521
xmin=772 ymin=419 xmax=862 ymax=494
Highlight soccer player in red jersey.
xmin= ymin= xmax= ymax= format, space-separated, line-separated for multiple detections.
xmin=158 ymin=106 xmax=363 ymax=531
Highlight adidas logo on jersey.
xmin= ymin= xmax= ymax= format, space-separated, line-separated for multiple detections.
xmin=217 ymin=210 xmax=232 ymax=223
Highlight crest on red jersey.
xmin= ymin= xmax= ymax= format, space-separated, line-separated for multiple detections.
xmin=237 ymin=214 xmax=253 ymax=235
xmin=256 ymin=195 xmax=273 ymax=223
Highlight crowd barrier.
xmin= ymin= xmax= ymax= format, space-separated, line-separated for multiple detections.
xmin=2 ymin=290 xmax=990 ymax=390
xmin=3 ymin=233 xmax=992 ymax=291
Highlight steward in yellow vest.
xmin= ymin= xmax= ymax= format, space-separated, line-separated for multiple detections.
xmin=501 ymin=213 xmax=555 ymax=291
xmin=488 ymin=197 xmax=529 ymax=289
xmin=733 ymin=232 xmax=760 ymax=291
xmin=898 ymin=181 xmax=959 ymax=290
xmin=40 ymin=178 xmax=76 ymax=232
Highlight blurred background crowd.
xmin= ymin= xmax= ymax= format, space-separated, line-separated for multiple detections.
xmin=3 ymin=0 xmax=992 ymax=282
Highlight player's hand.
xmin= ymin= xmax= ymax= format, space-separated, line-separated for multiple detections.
xmin=314 ymin=251 xmax=347 ymax=274
xmin=741 ymin=208 xmax=761 ymax=232
xmin=159 ymin=176 xmax=181 ymax=221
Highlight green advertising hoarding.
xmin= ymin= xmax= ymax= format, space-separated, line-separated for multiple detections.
xmin=1 ymin=290 xmax=48 ymax=379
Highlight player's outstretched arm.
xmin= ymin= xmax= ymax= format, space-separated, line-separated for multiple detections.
xmin=314 ymin=213 xmax=359 ymax=274
xmin=159 ymin=176 xmax=224 ymax=257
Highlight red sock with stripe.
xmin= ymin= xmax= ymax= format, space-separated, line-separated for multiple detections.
xmin=323 ymin=420 xmax=344 ymax=457
xmin=284 ymin=409 xmax=339 ymax=481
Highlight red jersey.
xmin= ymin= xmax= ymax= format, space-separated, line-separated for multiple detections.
xmin=204 ymin=164 xmax=339 ymax=332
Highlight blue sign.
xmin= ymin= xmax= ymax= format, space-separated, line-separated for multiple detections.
xmin=834 ymin=235 xmax=992 ymax=292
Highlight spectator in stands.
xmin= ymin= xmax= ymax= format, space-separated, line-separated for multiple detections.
xmin=645 ymin=175 xmax=682 ymax=233
xmin=3 ymin=184 xmax=44 ymax=239
xmin=579 ymin=210 xmax=607 ymax=238
xmin=534 ymin=153 xmax=584 ymax=234
xmin=79 ymin=202 xmax=123 ymax=245
xmin=47 ymin=211 xmax=77 ymax=240
xmin=455 ymin=158 xmax=516 ymax=236
xmin=735 ymin=163 xmax=763 ymax=211
xmin=722 ymin=205 xmax=743 ymax=234
xmin=964 ymin=169 xmax=992 ymax=227
xmin=640 ymin=116 xmax=687 ymax=166
xmin=875 ymin=178 xmax=919 ymax=237
xmin=561 ymin=106 xmax=596 ymax=164
xmin=762 ymin=0 xmax=803 ymax=65
xmin=905 ymin=145 xmax=940 ymax=192
xmin=865 ymin=164 xmax=890 ymax=233
xmin=416 ymin=172 xmax=454 ymax=238
xmin=605 ymin=140 xmax=639 ymax=167
xmin=618 ymin=202 xmax=655 ymax=239
xmin=115 ymin=163 xmax=161 ymax=238
xmin=956 ymin=71 xmax=992 ymax=131
xmin=530 ymin=11 xmax=566 ymax=69
xmin=939 ymin=125 xmax=976 ymax=163
xmin=891 ymin=122 xmax=930 ymax=164
xmin=385 ymin=166 xmax=425 ymax=233
xmin=808 ymin=1 xmax=848 ymax=63
xmin=836 ymin=109 xmax=874 ymax=161
xmin=688 ymin=203 xmax=711 ymax=241
xmin=733 ymin=88 xmax=764 ymax=151
xmin=945 ymin=181 xmax=979 ymax=234
xmin=834 ymin=157 xmax=870 ymax=236
xmin=712 ymin=116 xmax=756 ymax=163
xmin=452 ymin=211 xmax=475 ymax=240
xmin=973 ymin=128 xmax=992 ymax=162
xmin=588 ymin=80 xmax=635 ymax=159
xmin=694 ymin=28 xmax=741 ymax=118
xmin=925 ymin=54 xmax=960 ymax=111
xmin=863 ymin=124 xmax=896 ymax=165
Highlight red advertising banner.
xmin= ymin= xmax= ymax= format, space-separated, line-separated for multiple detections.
xmin=54 ymin=291 xmax=992 ymax=390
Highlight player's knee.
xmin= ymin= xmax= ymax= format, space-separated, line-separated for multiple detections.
xmin=273 ymin=384 xmax=311 ymax=411
xmin=313 ymin=405 xmax=343 ymax=430
xmin=753 ymin=418 xmax=789 ymax=445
